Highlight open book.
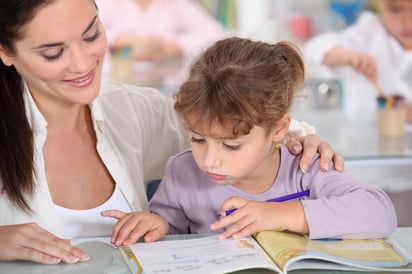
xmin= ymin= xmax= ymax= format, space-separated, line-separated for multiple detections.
xmin=119 ymin=231 xmax=412 ymax=274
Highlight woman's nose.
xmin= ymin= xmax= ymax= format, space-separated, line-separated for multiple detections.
xmin=68 ymin=45 xmax=91 ymax=73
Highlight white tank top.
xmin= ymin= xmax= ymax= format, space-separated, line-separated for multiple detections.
xmin=54 ymin=184 xmax=132 ymax=239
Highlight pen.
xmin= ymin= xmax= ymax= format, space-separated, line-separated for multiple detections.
xmin=218 ymin=189 xmax=310 ymax=217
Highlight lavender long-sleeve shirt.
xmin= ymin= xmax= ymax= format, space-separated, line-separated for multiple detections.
xmin=149 ymin=146 xmax=397 ymax=239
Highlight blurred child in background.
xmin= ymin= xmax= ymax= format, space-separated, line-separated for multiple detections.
xmin=149 ymin=37 xmax=397 ymax=240
xmin=304 ymin=0 xmax=412 ymax=121
xmin=96 ymin=0 xmax=225 ymax=62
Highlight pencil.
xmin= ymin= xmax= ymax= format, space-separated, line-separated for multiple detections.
xmin=218 ymin=189 xmax=310 ymax=217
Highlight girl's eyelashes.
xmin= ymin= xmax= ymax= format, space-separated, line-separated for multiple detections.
xmin=191 ymin=136 xmax=205 ymax=143
xmin=223 ymin=143 xmax=241 ymax=151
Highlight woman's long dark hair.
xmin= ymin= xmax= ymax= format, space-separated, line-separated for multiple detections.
xmin=0 ymin=0 xmax=53 ymax=212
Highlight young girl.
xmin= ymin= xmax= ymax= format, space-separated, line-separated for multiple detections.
xmin=149 ymin=37 xmax=397 ymax=240
xmin=304 ymin=0 xmax=412 ymax=121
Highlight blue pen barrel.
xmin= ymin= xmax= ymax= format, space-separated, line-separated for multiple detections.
xmin=219 ymin=190 xmax=310 ymax=217
xmin=376 ymin=94 xmax=406 ymax=138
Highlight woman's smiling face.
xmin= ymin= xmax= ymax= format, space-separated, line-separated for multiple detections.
xmin=0 ymin=0 xmax=107 ymax=107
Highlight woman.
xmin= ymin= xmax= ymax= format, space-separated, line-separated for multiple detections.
xmin=0 ymin=0 xmax=343 ymax=265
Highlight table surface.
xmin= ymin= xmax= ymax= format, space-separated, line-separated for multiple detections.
xmin=292 ymin=109 xmax=412 ymax=194
xmin=291 ymin=109 xmax=412 ymax=161
xmin=0 ymin=227 xmax=411 ymax=274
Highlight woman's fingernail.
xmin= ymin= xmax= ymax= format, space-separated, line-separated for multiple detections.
xmin=50 ymin=257 xmax=62 ymax=264
xmin=79 ymin=252 xmax=90 ymax=261
xmin=67 ymin=255 xmax=80 ymax=264
xmin=322 ymin=162 xmax=329 ymax=171
xmin=294 ymin=145 xmax=302 ymax=153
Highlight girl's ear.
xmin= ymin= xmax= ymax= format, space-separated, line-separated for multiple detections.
xmin=270 ymin=113 xmax=291 ymax=143
xmin=0 ymin=45 xmax=14 ymax=66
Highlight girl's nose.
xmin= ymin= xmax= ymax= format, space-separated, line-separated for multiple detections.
xmin=203 ymin=146 xmax=221 ymax=168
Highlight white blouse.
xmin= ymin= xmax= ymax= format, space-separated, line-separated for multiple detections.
xmin=55 ymin=184 xmax=132 ymax=239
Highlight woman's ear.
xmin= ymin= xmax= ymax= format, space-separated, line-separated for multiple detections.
xmin=270 ymin=113 xmax=291 ymax=143
xmin=0 ymin=45 xmax=14 ymax=66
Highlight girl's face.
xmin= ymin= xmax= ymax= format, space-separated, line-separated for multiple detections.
xmin=0 ymin=0 xmax=107 ymax=109
xmin=380 ymin=0 xmax=412 ymax=50
xmin=190 ymin=123 xmax=285 ymax=194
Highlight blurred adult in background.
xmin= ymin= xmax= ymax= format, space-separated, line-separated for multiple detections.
xmin=304 ymin=0 xmax=412 ymax=121
xmin=96 ymin=0 xmax=225 ymax=62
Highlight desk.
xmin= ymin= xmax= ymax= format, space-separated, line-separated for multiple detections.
xmin=0 ymin=227 xmax=411 ymax=274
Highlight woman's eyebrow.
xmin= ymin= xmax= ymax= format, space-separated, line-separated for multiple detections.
xmin=82 ymin=15 xmax=98 ymax=36
xmin=31 ymin=16 xmax=98 ymax=50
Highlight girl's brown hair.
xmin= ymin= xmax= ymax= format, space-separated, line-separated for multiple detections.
xmin=175 ymin=37 xmax=305 ymax=138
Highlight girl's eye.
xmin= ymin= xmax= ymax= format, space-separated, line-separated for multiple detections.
xmin=223 ymin=143 xmax=241 ymax=151
xmin=84 ymin=29 xmax=101 ymax=43
xmin=43 ymin=49 xmax=64 ymax=62
xmin=191 ymin=136 xmax=205 ymax=144
xmin=388 ymin=5 xmax=402 ymax=13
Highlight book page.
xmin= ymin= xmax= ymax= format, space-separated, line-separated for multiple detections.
xmin=121 ymin=235 xmax=281 ymax=274
xmin=255 ymin=231 xmax=412 ymax=272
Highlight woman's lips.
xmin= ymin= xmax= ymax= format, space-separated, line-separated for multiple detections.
xmin=206 ymin=172 xmax=227 ymax=181
xmin=63 ymin=69 xmax=95 ymax=88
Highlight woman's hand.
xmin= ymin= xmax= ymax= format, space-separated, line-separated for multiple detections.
xmin=285 ymin=133 xmax=345 ymax=173
xmin=0 ymin=223 xmax=89 ymax=264
xmin=210 ymin=197 xmax=308 ymax=239
xmin=101 ymin=210 xmax=168 ymax=246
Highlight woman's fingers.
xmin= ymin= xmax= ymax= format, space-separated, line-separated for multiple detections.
xmin=0 ymin=223 xmax=89 ymax=264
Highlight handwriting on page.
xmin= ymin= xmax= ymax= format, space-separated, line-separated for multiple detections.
xmin=128 ymin=236 xmax=274 ymax=274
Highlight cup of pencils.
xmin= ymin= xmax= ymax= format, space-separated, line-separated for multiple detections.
xmin=376 ymin=95 xmax=406 ymax=138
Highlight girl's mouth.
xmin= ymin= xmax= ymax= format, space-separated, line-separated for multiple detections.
xmin=206 ymin=172 xmax=227 ymax=181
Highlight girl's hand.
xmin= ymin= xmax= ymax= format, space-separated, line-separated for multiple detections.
xmin=324 ymin=47 xmax=377 ymax=82
xmin=210 ymin=197 xmax=308 ymax=240
xmin=101 ymin=210 xmax=168 ymax=246
xmin=347 ymin=51 xmax=377 ymax=82
xmin=0 ymin=223 xmax=89 ymax=264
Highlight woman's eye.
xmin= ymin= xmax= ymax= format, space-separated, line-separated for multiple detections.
xmin=84 ymin=29 xmax=101 ymax=43
xmin=43 ymin=49 xmax=64 ymax=62
xmin=191 ymin=137 xmax=205 ymax=144
xmin=223 ymin=143 xmax=241 ymax=151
